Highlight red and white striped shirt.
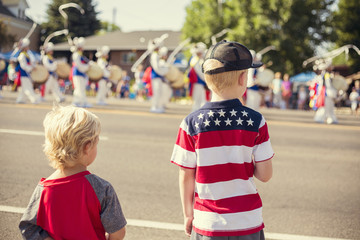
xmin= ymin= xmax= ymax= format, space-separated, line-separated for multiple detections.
xmin=171 ymin=98 xmax=274 ymax=237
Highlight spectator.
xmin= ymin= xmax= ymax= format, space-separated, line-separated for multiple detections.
xmin=281 ymin=73 xmax=292 ymax=109
xmin=271 ymin=72 xmax=283 ymax=108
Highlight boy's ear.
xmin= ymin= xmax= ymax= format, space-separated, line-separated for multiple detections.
xmin=83 ymin=141 xmax=91 ymax=155
xmin=238 ymin=71 xmax=247 ymax=87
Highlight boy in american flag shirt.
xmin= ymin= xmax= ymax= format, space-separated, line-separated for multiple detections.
xmin=171 ymin=40 xmax=274 ymax=240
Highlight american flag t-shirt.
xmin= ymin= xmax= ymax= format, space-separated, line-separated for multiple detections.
xmin=171 ymin=98 xmax=274 ymax=237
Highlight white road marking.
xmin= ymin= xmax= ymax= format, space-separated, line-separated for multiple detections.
xmin=0 ymin=129 xmax=108 ymax=140
xmin=0 ymin=205 xmax=351 ymax=240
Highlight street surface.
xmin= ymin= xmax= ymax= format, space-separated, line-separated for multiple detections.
xmin=0 ymin=90 xmax=359 ymax=240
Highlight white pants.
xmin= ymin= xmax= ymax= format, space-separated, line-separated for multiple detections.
xmin=16 ymin=77 xmax=38 ymax=104
xmin=272 ymin=92 xmax=282 ymax=108
xmin=161 ymin=82 xmax=172 ymax=109
xmin=96 ymin=79 xmax=108 ymax=104
xmin=314 ymin=97 xmax=338 ymax=124
xmin=246 ymin=89 xmax=261 ymax=111
xmin=151 ymin=78 xmax=163 ymax=111
xmin=72 ymin=75 xmax=89 ymax=106
xmin=192 ymin=83 xmax=207 ymax=111
xmin=45 ymin=74 xmax=64 ymax=102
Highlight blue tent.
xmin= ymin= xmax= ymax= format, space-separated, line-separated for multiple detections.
xmin=290 ymin=72 xmax=316 ymax=82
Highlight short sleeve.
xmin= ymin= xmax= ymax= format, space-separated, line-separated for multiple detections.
xmin=19 ymin=184 xmax=50 ymax=240
xmin=85 ymin=175 xmax=127 ymax=234
xmin=253 ymin=116 xmax=274 ymax=162
xmin=171 ymin=119 xmax=197 ymax=168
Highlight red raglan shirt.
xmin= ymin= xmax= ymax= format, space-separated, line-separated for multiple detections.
xmin=19 ymin=171 xmax=126 ymax=240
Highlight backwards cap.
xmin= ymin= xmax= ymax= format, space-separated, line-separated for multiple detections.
xmin=202 ymin=40 xmax=263 ymax=75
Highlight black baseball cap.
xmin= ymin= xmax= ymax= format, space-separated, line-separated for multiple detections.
xmin=202 ymin=40 xmax=263 ymax=75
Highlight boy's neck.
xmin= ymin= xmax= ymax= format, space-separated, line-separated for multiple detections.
xmin=47 ymin=164 xmax=87 ymax=180
xmin=211 ymin=87 xmax=244 ymax=102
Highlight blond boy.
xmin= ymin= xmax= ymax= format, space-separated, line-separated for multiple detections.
xmin=19 ymin=105 xmax=126 ymax=240
xmin=171 ymin=40 xmax=274 ymax=240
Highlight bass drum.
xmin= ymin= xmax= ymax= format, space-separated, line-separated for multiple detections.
xmin=256 ymin=68 xmax=275 ymax=87
xmin=109 ymin=65 xmax=122 ymax=83
xmin=56 ymin=61 xmax=71 ymax=79
xmin=31 ymin=65 xmax=49 ymax=84
xmin=166 ymin=65 xmax=184 ymax=89
xmin=87 ymin=63 xmax=103 ymax=82
xmin=332 ymin=75 xmax=348 ymax=91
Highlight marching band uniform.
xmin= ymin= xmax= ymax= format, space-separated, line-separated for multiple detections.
xmin=95 ymin=46 xmax=111 ymax=105
xmin=16 ymin=38 xmax=40 ymax=104
xmin=245 ymin=51 xmax=262 ymax=111
xmin=42 ymin=42 xmax=65 ymax=103
xmin=312 ymin=72 xmax=338 ymax=124
xmin=188 ymin=42 xmax=208 ymax=111
xmin=159 ymin=47 xmax=173 ymax=110
xmin=149 ymin=38 xmax=169 ymax=113
xmin=71 ymin=37 xmax=91 ymax=108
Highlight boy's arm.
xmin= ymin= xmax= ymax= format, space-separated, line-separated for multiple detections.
xmin=107 ymin=227 xmax=126 ymax=240
xmin=179 ymin=167 xmax=196 ymax=236
xmin=19 ymin=186 xmax=52 ymax=240
xmin=254 ymin=159 xmax=273 ymax=182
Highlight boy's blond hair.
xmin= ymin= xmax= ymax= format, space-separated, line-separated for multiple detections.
xmin=43 ymin=105 xmax=101 ymax=170
xmin=203 ymin=59 xmax=247 ymax=95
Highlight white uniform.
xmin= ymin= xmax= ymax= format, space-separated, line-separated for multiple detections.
xmin=42 ymin=54 xmax=64 ymax=103
xmin=72 ymin=51 xmax=90 ymax=107
xmin=16 ymin=51 xmax=39 ymax=104
xmin=96 ymin=57 xmax=110 ymax=105
xmin=246 ymin=68 xmax=261 ymax=111
xmin=150 ymin=50 xmax=169 ymax=113
xmin=314 ymin=73 xmax=338 ymax=124
xmin=190 ymin=56 xmax=207 ymax=111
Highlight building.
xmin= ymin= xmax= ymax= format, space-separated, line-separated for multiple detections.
xmin=52 ymin=30 xmax=184 ymax=78
xmin=0 ymin=0 xmax=40 ymax=52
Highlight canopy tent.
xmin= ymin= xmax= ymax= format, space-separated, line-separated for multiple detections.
xmin=290 ymin=72 xmax=316 ymax=82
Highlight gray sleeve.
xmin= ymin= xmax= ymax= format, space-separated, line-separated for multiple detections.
xmin=86 ymin=174 xmax=127 ymax=233
xmin=19 ymin=185 xmax=50 ymax=240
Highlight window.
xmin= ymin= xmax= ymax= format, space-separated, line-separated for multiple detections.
xmin=122 ymin=52 xmax=137 ymax=65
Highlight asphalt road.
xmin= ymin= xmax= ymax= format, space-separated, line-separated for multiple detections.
xmin=0 ymin=91 xmax=359 ymax=240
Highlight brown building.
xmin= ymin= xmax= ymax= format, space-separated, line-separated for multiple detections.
xmin=0 ymin=0 xmax=40 ymax=52
xmin=52 ymin=30 xmax=183 ymax=78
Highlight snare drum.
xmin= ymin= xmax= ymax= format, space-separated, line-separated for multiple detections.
xmin=256 ymin=68 xmax=275 ymax=87
xmin=166 ymin=65 xmax=184 ymax=89
xmin=87 ymin=63 xmax=103 ymax=82
xmin=56 ymin=61 xmax=71 ymax=79
xmin=30 ymin=65 xmax=49 ymax=84
xmin=109 ymin=65 xmax=122 ymax=82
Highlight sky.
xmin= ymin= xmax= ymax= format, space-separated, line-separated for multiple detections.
xmin=26 ymin=0 xmax=193 ymax=32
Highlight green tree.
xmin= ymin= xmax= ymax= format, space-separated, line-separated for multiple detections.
xmin=40 ymin=0 xmax=101 ymax=44
xmin=96 ymin=21 xmax=121 ymax=35
xmin=333 ymin=0 xmax=360 ymax=73
xmin=0 ymin=20 xmax=16 ymax=51
xmin=182 ymin=0 xmax=335 ymax=74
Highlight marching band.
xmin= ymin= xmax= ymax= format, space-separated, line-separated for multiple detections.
xmin=1 ymin=20 xmax=359 ymax=124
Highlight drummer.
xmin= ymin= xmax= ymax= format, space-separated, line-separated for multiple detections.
xmin=159 ymin=46 xmax=173 ymax=111
xmin=95 ymin=45 xmax=111 ymax=105
xmin=188 ymin=42 xmax=208 ymax=111
xmin=71 ymin=37 xmax=91 ymax=108
xmin=148 ymin=38 xmax=169 ymax=113
xmin=16 ymin=38 xmax=40 ymax=104
xmin=41 ymin=42 xmax=65 ymax=103
xmin=245 ymin=51 xmax=262 ymax=110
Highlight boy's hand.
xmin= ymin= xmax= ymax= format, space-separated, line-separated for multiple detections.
xmin=184 ymin=216 xmax=193 ymax=237
xmin=44 ymin=237 xmax=54 ymax=240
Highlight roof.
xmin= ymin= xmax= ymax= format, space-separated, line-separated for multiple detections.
xmin=53 ymin=30 xmax=183 ymax=51
xmin=0 ymin=1 xmax=16 ymax=17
